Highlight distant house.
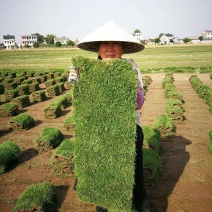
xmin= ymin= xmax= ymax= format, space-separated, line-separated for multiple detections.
xmin=21 ymin=34 xmax=37 ymax=47
xmin=201 ymin=30 xmax=212 ymax=39
xmin=132 ymin=32 xmax=142 ymax=41
xmin=188 ymin=36 xmax=201 ymax=44
xmin=160 ymin=33 xmax=176 ymax=44
xmin=145 ymin=39 xmax=155 ymax=45
xmin=3 ymin=34 xmax=16 ymax=49
xmin=54 ymin=36 xmax=70 ymax=44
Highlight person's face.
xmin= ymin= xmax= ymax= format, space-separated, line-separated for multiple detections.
xmin=98 ymin=41 xmax=124 ymax=60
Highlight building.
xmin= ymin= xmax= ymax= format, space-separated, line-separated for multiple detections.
xmin=160 ymin=33 xmax=175 ymax=44
xmin=21 ymin=34 xmax=37 ymax=47
xmin=54 ymin=36 xmax=70 ymax=44
xmin=132 ymin=32 xmax=142 ymax=41
xmin=201 ymin=30 xmax=212 ymax=39
xmin=3 ymin=34 xmax=16 ymax=49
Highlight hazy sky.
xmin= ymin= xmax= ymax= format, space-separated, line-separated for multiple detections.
xmin=0 ymin=0 xmax=211 ymax=44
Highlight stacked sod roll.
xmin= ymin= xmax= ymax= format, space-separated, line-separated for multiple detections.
xmin=0 ymin=141 xmax=21 ymax=174
xmin=12 ymin=182 xmax=56 ymax=212
xmin=73 ymin=57 xmax=137 ymax=211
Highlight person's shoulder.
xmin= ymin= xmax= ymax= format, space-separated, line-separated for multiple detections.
xmin=125 ymin=58 xmax=139 ymax=70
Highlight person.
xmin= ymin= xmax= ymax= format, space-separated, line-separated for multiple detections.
xmin=71 ymin=20 xmax=155 ymax=212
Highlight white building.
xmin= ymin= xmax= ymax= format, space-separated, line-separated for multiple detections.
xmin=3 ymin=34 xmax=16 ymax=49
xmin=54 ymin=36 xmax=70 ymax=44
xmin=21 ymin=34 xmax=37 ymax=47
xmin=132 ymin=32 xmax=142 ymax=41
xmin=201 ymin=30 xmax=212 ymax=39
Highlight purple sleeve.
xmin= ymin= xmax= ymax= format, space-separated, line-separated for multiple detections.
xmin=136 ymin=84 xmax=145 ymax=110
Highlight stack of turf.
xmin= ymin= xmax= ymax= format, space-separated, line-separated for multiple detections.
xmin=57 ymin=82 xmax=66 ymax=93
xmin=16 ymin=84 xmax=30 ymax=95
xmin=12 ymin=182 xmax=56 ymax=212
xmin=31 ymin=90 xmax=47 ymax=102
xmin=205 ymin=89 xmax=212 ymax=112
xmin=64 ymin=114 xmax=75 ymax=130
xmin=0 ymin=83 xmax=5 ymax=94
xmin=142 ymin=76 xmax=152 ymax=94
xmin=51 ymin=138 xmax=75 ymax=177
xmin=64 ymin=90 xmax=73 ymax=104
xmin=0 ymin=103 xmax=18 ymax=117
xmin=208 ymin=130 xmax=212 ymax=155
xmin=2 ymin=77 xmax=13 ymax=85
xmin=4 ymin=89 xmax=19 ymax=102
xmin=198 ymin=84 xmax=212 ymax=100
xmin=153 ymin=114 xmax=176 ymax=138
xmin=142 ymin=125 xmax=161 ymax=152
xmin=143 ymin=148 xmax=160 ymax=188
xmin=26 ymin=72 xmax=34 ymax=77
xmin=45 ymin=79 xmax=56 ymax=88
xmin=44 ymin=103 xmax=62 ymax=119
xmin=166 ymin=89 xmax=183 ymax=102
xmin=166 ymin=104 xmax=184 ymax=123
xmin=0 ymin=141 xmax=21 ymax=174
xmin=13 ymin=76 xmax=25 ymax=85
xmin=55 ymin=76 xmax=67 ymax=83
xmin=46 ymin=84 xmax=60 ymax=97
xmin=162 ymin=74 xmax=174 ymax=89
xmin=10 ymin=113 xmax=35 ymax=130
xmin=40 ymin=74 xmax=47 ymax=83
xmin=47 ymin=73 xmax=54 ymax=80
xmin=31 ymin=77 xmax=41 ymax=84
xmin=54 ymin=72 xmax=61 ymax=77
xmin=21 ymin=79 xmax=32 ymax=85
xmin=11 ymin=95 xmax=30 ymax=109
xmin=29 ymin=82 xmax=40 ymax=93
xmin=4 ymin=81 xmax=18 ymax=90
xmin=73 ymin=57 xmax=137 ymax=211
xmin=35 ymin=127 xmax=64 ymax=152
xmin=44 ymin=96 xmax=69 ymax=119
xmin=166 ymin=98 xmax=184 ymax=111
xmin=54 ymin=95 xmax=69 ymax=109
xmin=164 ymin=83 xmax=176 ymax=98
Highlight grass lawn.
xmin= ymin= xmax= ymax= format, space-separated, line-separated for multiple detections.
xmin=0 ymin=43 xmax=212 ymax=73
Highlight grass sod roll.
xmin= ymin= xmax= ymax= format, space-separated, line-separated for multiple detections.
xmin=73 ymin=58 xmax=137 ymax=211
xmin=10 ymin=113 xmax=35 ymax=130
xmin=11 ymin=95 xmax=30 ymax=109
xmin=64 ymin=114 xmax=75 ymax=130
xmin=51 ymin=138 xmax=75 ymax=177
xmin=153 ymin=114 xmax=176 ymax=138
xmin=12 ymin=182 xmax=57 ymax=212
xmin=0 ymin=103 xmax=18 ymax=117
xmin=142 ymin=125 xmax=161 ymax=153
xmin=0 ymin=141 xmax=21 ymax=174
xmin=35 ymin=127 xmax=64 ymax=152
xmin=143 ymin=148 xmax=160 ymax=188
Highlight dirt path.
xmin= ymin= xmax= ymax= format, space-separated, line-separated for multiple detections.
xmin=141 ymin=73 xmax=212 ymax=212
xmin=0 ymin=73 xmax=212 ymax=212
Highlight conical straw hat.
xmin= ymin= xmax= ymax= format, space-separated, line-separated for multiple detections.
xmin=77 ymin=20 xmax=145 ymax=54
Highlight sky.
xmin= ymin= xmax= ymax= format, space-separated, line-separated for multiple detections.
xmin=0 ymin=0 xmax=211 ymax=44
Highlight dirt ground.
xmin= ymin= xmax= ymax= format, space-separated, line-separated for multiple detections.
xmin=0 ymin=73 xmax=212 ymax=212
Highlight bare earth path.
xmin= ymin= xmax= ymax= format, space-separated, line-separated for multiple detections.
xmin=0 ymin=73 xmax=212 ymax=212
xmin=141 ymin=73 xmax=212 ymax=212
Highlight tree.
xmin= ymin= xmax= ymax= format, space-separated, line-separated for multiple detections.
xmin=170 ymin=39 xmax=174 ymax=44
xmin=24 ymin=44 xmax=30 ymax=49
xmin=183 ymin=37 xmax=191 ymax=44
xmin=33 ymin=42 xmax=39 ymax=48
xmin=155 ymin=38 xmax=160 ymax=44
xmin=159 ymin=33 xmax=164 ymax=38
xmin=45 ymin=34 xmax=55 ymax=45
xmin=34 ymin=33 xmax=44 ymax=44
xmin=199 ymin=36 xmax=203 ymax=42
xmin=55 ymin=41 xmax=62 ymax=47
xmin=134 ymin=29 xmax=141 ymax=33
xmin=67 ymin=40 xmax=75 ymax=46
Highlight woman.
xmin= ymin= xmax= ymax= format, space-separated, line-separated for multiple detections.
xmin=71 ymin=20 xmax=154 ymax=212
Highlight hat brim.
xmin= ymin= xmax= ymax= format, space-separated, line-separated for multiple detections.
xmin=77 ymin=40 xmax=144 ymax=54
